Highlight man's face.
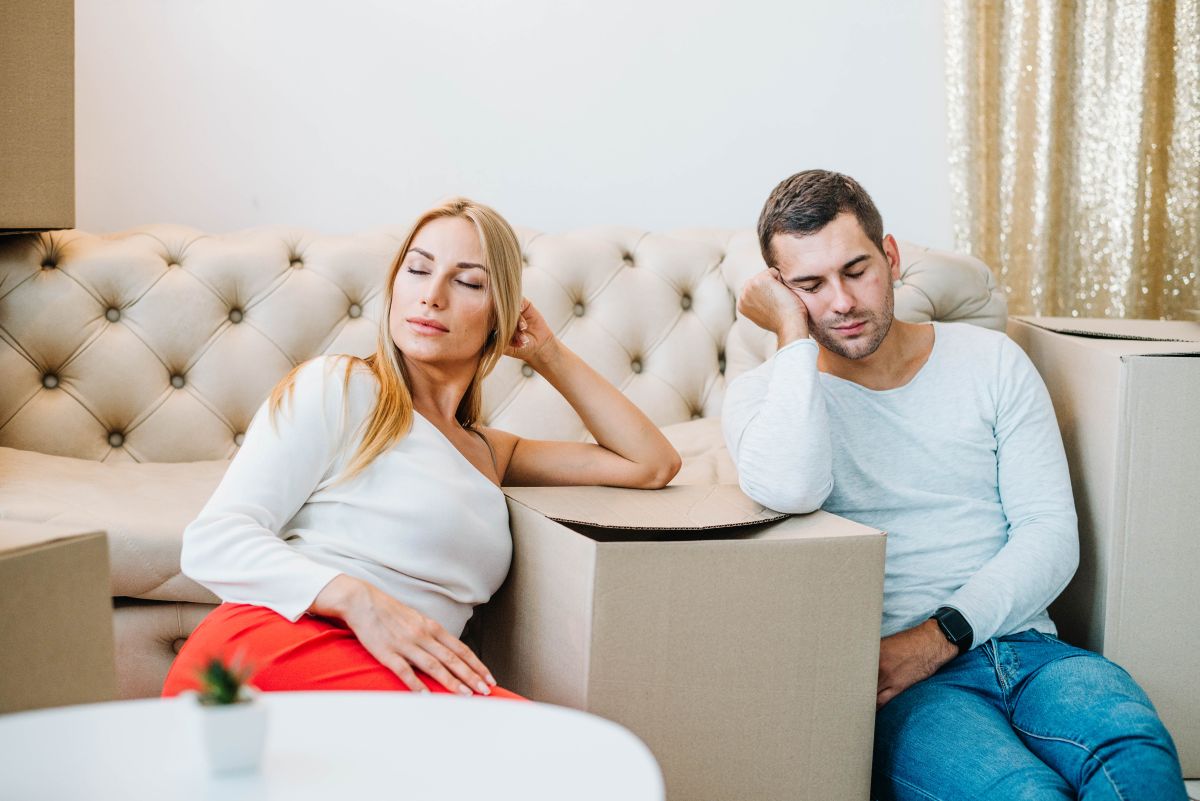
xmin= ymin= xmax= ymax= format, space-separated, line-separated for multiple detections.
xmin=769 ymin=212 xmax=899 ymax=360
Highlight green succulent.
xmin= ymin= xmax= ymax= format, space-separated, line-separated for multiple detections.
xmin=197 ymin=656 xmax=253 ymax=706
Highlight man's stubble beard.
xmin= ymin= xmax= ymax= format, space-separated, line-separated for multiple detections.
xmin=809 ymin=285 xmax=895 ymax=360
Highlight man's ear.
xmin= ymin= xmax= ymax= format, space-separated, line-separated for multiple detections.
xmin=882 ymin=234 xmax=901 ymax=281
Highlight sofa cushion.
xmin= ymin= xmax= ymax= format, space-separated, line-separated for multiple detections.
xmin=0 ymin=420 xmax=736 ymax=602
xmin=0 ymin=446 xmax=222 ymax=602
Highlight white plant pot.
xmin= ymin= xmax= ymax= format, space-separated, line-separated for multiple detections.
xmin=195 ymin=691 xmax=268 ymax=774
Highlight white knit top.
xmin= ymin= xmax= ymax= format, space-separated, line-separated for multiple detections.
xmin=180 ymin=356 xmax=512 ymax=636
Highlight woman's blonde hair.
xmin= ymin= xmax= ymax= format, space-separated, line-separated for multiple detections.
xmin=267 ymin=197 xmax=524 ymax=480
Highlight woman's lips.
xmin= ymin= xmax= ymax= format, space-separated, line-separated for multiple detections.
xmin=407 ymin=318 xmax=449 ymax=334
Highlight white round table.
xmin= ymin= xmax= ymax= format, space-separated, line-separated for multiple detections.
xmin=0 ymin=691 xmax=664 ymax=800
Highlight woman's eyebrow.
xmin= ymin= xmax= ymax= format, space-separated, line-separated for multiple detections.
xmin=405 ymin=248 xmax=486 ymax=272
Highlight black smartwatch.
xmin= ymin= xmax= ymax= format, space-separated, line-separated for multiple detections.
xmin=932 ymin=607 xmax=973 ymax=655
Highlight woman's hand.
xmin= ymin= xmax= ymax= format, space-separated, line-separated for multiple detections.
xmin=486 ymin=294 xmax=682 ymax=488
xmin=503 ymin=299 xmax=558 ymax=368
xmin=310 ymin=574 xmax=496 ymax=696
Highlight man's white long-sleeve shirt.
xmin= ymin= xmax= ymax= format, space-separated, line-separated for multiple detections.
xmin=722 ymin=322 xmax=1079 ymax=644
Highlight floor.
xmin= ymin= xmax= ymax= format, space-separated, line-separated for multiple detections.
xmin=1188 ymin=778 xmax=1199 ymax=799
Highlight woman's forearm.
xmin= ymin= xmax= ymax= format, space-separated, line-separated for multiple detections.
xmin=528 ymin=340 xmax=681 ymax=481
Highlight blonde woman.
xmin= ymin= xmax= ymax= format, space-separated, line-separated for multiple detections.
xmin=163 ymin=199 xmax=680 ymax=700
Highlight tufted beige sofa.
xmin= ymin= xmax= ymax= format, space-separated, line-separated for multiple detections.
xmin=0 ymin=224 xmax=1006 ymax=698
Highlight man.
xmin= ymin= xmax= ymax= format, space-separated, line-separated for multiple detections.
xmin=723 ymin=169 xmax=1185 ymax=800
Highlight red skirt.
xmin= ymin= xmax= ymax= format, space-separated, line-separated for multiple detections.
xmin=162 ymin=603 xmax=524 ymax=700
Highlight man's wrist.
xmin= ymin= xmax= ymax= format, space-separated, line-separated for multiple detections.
xmin=775 ymin=323 xmax=810 ymax=349
xmin=922 ymin=618 xmax=960 ymax=665
xmin=930 ymin=607 xmax=973 ymax=656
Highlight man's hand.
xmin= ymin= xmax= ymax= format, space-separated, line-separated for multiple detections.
xmin=736 ymin=269 xmax=811 ymax=348
xmin=876 ymin=618 xmax=960 ymax=709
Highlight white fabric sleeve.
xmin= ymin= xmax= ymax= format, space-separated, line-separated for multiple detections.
xmin=943 ymin=338 xmax=1080 ymax=646
xmin=179 ymin=358 xmax=350 ymax=622
xmin=721 ymin=339 xmax=834 ymax=513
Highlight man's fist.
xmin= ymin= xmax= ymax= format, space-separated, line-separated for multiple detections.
xmin=737 ymin=269 xmax=811 ymax=348
xmin=876 ymin=619 xmax=960 ymax=709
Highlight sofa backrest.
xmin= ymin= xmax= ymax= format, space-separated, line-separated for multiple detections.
xmin=0 ymin=225 xmax=1006 ymax=462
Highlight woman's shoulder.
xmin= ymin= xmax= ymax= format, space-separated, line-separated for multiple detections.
xmin=274 ymin=355 xmax=380 ymax=421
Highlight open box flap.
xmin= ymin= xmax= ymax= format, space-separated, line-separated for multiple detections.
xmin=1013 ymin=316 xmax=1200 ymax=345
xmin=502 ymin=484 xmax=788 ymax=530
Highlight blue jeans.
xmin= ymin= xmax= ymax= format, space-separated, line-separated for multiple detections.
xmin=873 ymin=629 xmax=1185 ymax=800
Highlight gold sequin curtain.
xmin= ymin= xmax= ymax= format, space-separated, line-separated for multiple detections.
xmin=946 ymin=0 xmax=1199 ymax=319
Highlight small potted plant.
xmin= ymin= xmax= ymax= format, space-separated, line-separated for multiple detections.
xmin=193 ymin=656 xmax=267 ymax=774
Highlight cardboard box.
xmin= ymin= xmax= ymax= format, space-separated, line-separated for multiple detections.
xmin=480 ymin=484 xmax=886 ymax=801
xmin=0 ymin=0 xmax=74 ymax=231
xmin=1008 ymin=316 xmax=1200 ymax=775
xmin=0 ymin=522 xmax=116 ymax=713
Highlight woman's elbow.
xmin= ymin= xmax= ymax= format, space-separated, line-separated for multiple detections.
xmin=636 ymin=450 xmax=683 ymax=490
xmin=178 ymin=524 xmax=204 ymax=581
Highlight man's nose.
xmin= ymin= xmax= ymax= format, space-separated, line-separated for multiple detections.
xmin=829 ymin=280 xmax=855 ymax=314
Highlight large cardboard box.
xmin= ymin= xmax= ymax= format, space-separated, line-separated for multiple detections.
xmin=1008 ymin=316 xmax=1200 ymax=775
xmin=0 ymin=0 xmax=74 ymax=231
xmin=0 ymin=522 xmax=116 ymax=713
xmin=480 ymin=484 xmax=886 ymax=801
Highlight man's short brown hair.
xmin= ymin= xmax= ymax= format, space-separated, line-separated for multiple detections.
xmin=757 ymin=170 xmax=885 ymax=268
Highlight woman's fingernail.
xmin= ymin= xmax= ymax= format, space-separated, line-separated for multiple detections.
xmin=458 ymin=685 xmax=473 ymax=696
xmin=477 ymin=682 xmax=490 ymax=695
xmin=486 ymin=674 xmax=496 ymax=686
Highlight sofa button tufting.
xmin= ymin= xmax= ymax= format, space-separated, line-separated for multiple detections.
xmin=229 ymin=308 xmax=244 ymax=323
xmin=170 ymin=374 xmax=185 ymax=389
xmin=105 ymin=308 xmax=121 ymax=323
xmin=41 ymin=259 xmax=56 ymax=270
xmin=630 ymin=359 xmax=643 ymax=374
xmin=691 ymin=411 xmax=702 ymax=420
xmin=680 ymin=294 xmax=692 ymax=310
xmin=718 ymin=355 xmax=726 ymax=374
xmin=622 ymin=252 xmax=634 ymax=266
xmin=521 ymin=364 xmax=534 ymax=378
xmin=42 ymin=374 xmax=59 ymax=389
xmin=108 ymin=432 xmax=124 ymax=448
xmin=348 ymin=303 xmax=362 ymax=318
xmin=171 ymin=638 xmax=187 ymax=654
xmin=573 ymin=302 xmax=585 ymax=317
xmin=234 ymin=433 xmax=245 ymax=446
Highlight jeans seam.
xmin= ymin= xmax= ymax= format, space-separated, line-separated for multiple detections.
xmin=880 ymin=771 xmax=948 ymax=801
xmin=1010 ymin=721 xmax=1130 ymax=801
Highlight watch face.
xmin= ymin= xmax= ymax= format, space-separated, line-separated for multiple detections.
xmin=937 ymin=608 xmax=972 ymax=646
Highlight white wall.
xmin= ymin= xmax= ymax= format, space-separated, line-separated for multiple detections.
xmin=76 ymin=0 xmax=952 ymax=247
